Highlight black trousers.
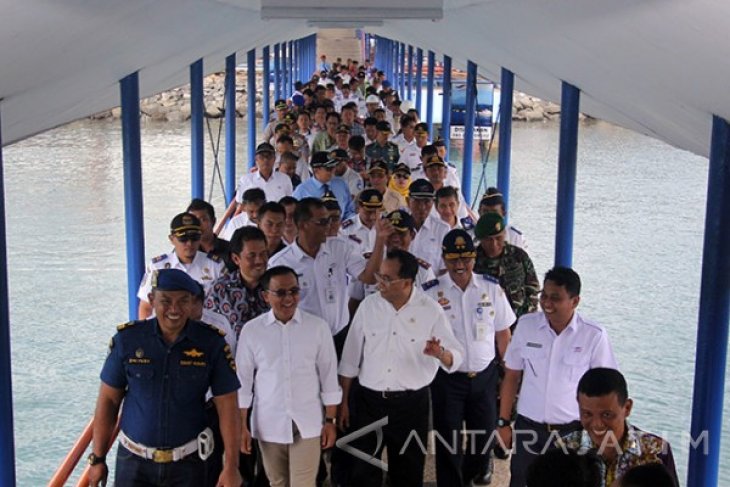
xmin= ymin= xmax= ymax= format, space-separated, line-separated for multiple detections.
xmin=508 ymin=415 xmax=581 ymax=487
xmin=348 ymin=385 xmax=430 ymax=487
xmin=431 ymin=362 xmax=499 ymax=487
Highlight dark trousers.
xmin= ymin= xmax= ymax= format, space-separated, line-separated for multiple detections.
xmin=431 ymin=363 xmax=499 ymax=487
xmin=115 ymin=444 xmax=206 ymax=487
xmin=348 ymin=385 xmax=430 ymax=487
xmin=508 ymin=415 xmax=581 ymax=487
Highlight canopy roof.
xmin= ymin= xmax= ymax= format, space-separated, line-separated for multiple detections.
xmin=2 ymin=0 xmax=729 ymax=157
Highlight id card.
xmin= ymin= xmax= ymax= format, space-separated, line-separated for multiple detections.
xmin=325 ymin=287 xmax=336 ymax=303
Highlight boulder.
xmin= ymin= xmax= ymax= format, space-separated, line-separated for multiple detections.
xmin=523 ymin=106 xmax=544 ymax=122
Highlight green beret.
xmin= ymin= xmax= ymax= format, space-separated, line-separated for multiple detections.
xmin=475 ymin=213 xmax=506 ymax=239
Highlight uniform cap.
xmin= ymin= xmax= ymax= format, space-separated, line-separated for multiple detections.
xmin=358 ymin=189 xmax=384 ymax=209
xmin=368 ymin=160 xmax=389 ymax=174
xmin=365 ymin=94 xmax=380 ymax=104
xmin=275 ymin=99 xmax=288 ymax=109
xmin=442 ymin=229 xmax=477 ymax=259
xmin=393 ymin=163 xmax=411 ymax=176
xmin=479 ymin=191 xmax=505 ymax=207
xmin=474 ymin=213 xmax=506 ymax=239
xmin=255 ymin=142 xmax=275 ymax=155
xmin=375 ymin=121 xmax=392 ymax=133
xmin=151 ymin=268 xmax=201 ymax=296
xmin=322 ymin=190 xmax=340 ymax=210
xmin=414 ymin=123 xmax=429 ymax=135
xmin=311 ymin=151 xmax=338 ymax=168
xmin=433 ymin=138 xmax=446 ymax=148
xmin=408 ymin=179 xmax=435 ymax=199
xmin=330 ymin=148 xmax=349 ymax=160
xmin=291 ymin=94 xmax=305 ymax=107
xmin=336 ymin=124 xmax=351 ymax=134
xmin=170 ymin=212 xmax=202 ymax=236
xmin=385 ymin=209 xmax=415 ymax=232
xmin=423 ymin=154 xmax=446 ymax=168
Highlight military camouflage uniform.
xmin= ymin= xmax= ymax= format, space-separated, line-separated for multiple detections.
xmin=365 ymin=141 xmax=400 ymax=171
xmin=474 ymin=243 xmax=539 ymax=318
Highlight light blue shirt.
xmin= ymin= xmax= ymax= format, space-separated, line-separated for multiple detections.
xmin=292 ymin=176 xmax=355 ymax=220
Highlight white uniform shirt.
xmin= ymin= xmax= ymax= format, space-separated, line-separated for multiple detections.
xmin=137 ymin=250 xmax=224 ymax=302
xmin=236 ymin=309 xmax=342 ymax=443
xmin=268 ymin=237 xmax=367 ymax=335
xmin=392 ymin=136 xmax=422 ymax=171
xmin=423 ymin=273 xmax=515 ymax=373
xmin=218 ymin=213 xmax=253 ymax=241
xmin=201 ymin=309 xmax=238 ymax=401
xmin=235 ymin=170 xmax=293 ymax=203
xmin=349 ymin=258 xmax=435 ymax=302
xmin=410 ymin=213 xmax=451 ymax=272
xmin=507 ymin=224 xmax=528 ymax=251
xmin=339 ymin=288 xmax=464 ymax=391
xmin=340 ymin=167 xmax=364 ymax=197
xmin=504 ymin=311 xmax=618 ymax=424
xmin=339 ymin=215 xmax=375 ymax=255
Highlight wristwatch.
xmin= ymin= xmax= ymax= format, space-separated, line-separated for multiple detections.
xmin=496 ymin=417 xmax=511 ymax=428
xmin=87 ymin=452 xmax=106 ymax=466
xmin=325 ymin=417 xmax=337 ymax=425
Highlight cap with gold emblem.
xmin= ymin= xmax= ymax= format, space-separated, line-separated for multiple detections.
xmin=385 ymin=209 xmax=415 ymax=232
xmin=442 ymin=229 xmax=477 ymax=259
xmin=170 ymin=212 xmax=202 ymax=236
xmin=408 ymin=179 xmax=435 ymax=199
xmin=474 ymin=213 xmax=506 ymax=239
xmin=367 ymin=160 xmax=389 ymax=174
xmin=358 ymin=189 xmax=384 ymax=209
xmin=423 ymin=154 xmax=446 ymax=168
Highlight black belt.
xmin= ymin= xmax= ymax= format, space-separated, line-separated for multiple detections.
xmin=518 ymin=414 xmax=581 ymax=433
xmin=362 ymin=385 xmax=426 ymax=400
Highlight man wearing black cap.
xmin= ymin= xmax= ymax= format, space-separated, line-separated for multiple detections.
xmin=88 ymin=269 xmax=241 ymax=487
xmin=293 ymin=151 xmax=356 ymax=220
xmin=235 ymin=142 xmax=293 ymax=204
xmin=408 ymin=179 xmax=451 ymax=273
xmin=365 ymin=121 xmax=400 ymax=171
xmin=423 ymin=229 xmax=516 ymax=487
xmin=137 ymin=212 xmax=225 ymax=319
xmin=422 ymin=154 xmax=475 ymax=222
xmin=340 ymin=188 xmax=383 ymax=254
xmin=479 ymin=187 xmax=528 ymax=251
xmin=329 ymin=124 xmax=351 ymax=152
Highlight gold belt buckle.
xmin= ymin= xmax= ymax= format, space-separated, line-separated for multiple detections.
xmin=153 ymin=449 xmax=174 ymax=463
xmin=467 ymin=372 xmax=477 ymax=378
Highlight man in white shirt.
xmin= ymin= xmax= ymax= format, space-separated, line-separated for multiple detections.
xmin=478 ymin=188 xmax=528 ymax=251
xmin=339 ymin=189 xmax=383 ymax=254
xmin=497 ymin=267 xmax=619 ymax=487
xmin=407 ymin=179 xmax=451 ymax=274
xmin=332 ymin=148 xmax=364 ymax=198
xmin=235 ymin=142 xmax=293 ymax=204
xmin=237 ymin=266 xmax=342 ymax=486
xmin=338 ymin=249 xmax=464 ymax=487
xmin=423 ymin=229 xmax=515 ymax=487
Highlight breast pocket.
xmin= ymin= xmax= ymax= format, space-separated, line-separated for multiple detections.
xmin=127 ymin=366 xmax=155 ymax=399
xmin=563 ymin=352 xmax=590 ymax=381
xmin=521 ymin=346 xmax=547 ymax=377
xmin=175 ymin=366 xmax=208 ymax=403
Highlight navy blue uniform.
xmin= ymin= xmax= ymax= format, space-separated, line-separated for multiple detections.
xmin=101 ymin=318 xmax=240 ymax=447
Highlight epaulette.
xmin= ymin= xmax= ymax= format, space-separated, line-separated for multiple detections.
xmin=204 ymin=322 xmax=227 ymax=337
xmin=151 ymin=254 xmax=168 ymax=264
xmin=483 ymin=274 xmax=500 ymax=285
xmin=460 ymin=216 xmax=475 ymax=230
xmin=341 ymin=218 xmax=355 ymax=229
xmin=417 ymin=258 xmax=431 ymax=269
xmin=348 ymin=234 xmax=362 ymax=244
xmin=116 ymin=321 xmax=137 ymax=332
xmin=510 ymin=226 xmax=523 ymax=235
xmin=207 ymin=252 xmax=221 ymax=262
xmin=421 ymin=279 xmax=439 ymax=291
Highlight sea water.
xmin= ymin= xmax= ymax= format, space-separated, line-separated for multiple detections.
xmin=4 ymin=118 xmax=729 ymax=485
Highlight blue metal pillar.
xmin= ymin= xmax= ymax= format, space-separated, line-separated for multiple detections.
xmin=274 ymin=43 xmax=281 ymax=101
xmin=225 ymin=54 xmax=236 ymax=204
xmin=426 ymin=50 xmax=435 ymax=135
xmin=247 ymin=48 xmax=257 ymax=168
xmin=262 ymin=46 xmax=270 ymax=129
xmin=441 ymin=55 xmax=452 ymax=151
xmin=498 ymin=68 xmax=514 ymax=217
xmin=554 ymin=81 xmax=580 ymax=268
xmin=407 ymin=45 xmax=414 ymax=101
xmin=281 ymin=42 xmax=288 ymax=98
xmin=391 ymin=42 xmax=398 ymax=83
xmin=461 ymin=61 xmax=477 ymax=203
xmin=287 ymin=41 xmax=294 ymax=96
xmin=190 ymin=59 xmax=204 ymax=200
xmin=120 ymin=72 xmax=146 ymax=320
xmin=399 ymin=43 xmax=406 ymax=99
xmin=0 ymin=101 xmax=17 ymax=487
xmin=686 ymin=115 xmax=730 ymax=487
xmin=415 ymin=48 xmax=423 ymax=114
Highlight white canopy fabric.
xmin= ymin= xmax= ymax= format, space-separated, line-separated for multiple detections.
xmin=1 ymin=0 xmax=729 ymax=158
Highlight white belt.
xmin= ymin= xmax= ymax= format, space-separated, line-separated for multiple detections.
xmin=119 ymin=429 xmax=209 ymax=463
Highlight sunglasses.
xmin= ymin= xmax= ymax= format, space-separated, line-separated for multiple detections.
xmin=267 ymin=287 xmax=301 ymax=298
xmin=176 ymin=234 xmax=201 ymax=243
xmin=393 ymin=173 xmax=409 ymax=179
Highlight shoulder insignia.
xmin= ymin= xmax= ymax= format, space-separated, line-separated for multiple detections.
xmin=483 ymin=274 xmax=500 ymax=285
xmin=341 ymin=218 xmax=355 ymax=229
xmin=207 ymin=252 xmax=221 ymax=262
xmin=510 ymin=226 xmax=523 ymax=235
xmin=151 ymin=254 xmax=168 ymax=264
xmin=116 ymin=321 xmax=136 ymax=332
xmin=417 ymin=258 xmax=431 ymax=269
xmin=447 ymin=162 xmax=457 ymax=168
xmin=348 ymin=235 xmax=362 ymax=244
xmin=460 ymin=216 xmax=475 ymax=230
xmin=421 ymin=279 xmax=439 ymax=291
xmin=205 ymin=322 xmax=227 ymax=337
xmin=363 ymin=252 xmax=373 ymax=259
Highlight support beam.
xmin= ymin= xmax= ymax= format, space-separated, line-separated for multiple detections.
xmin=426 ymin=50 xmax=435 ymax=136
xmin=274 ymin=43 xmax=281 ymax=102
xmin=498 ymin=68 xmax=514 ymax=217
xmin=407 ymin=45 xmax=414 ymax=101
xmin=687 ymin=115 xmax=730 ymax=487
xmin=554 ymin=81 xmax=580 ymax=268
xmin=441 ymin=55 xmax=452 ymax=152
xmin=288 ymin=41 xmax=294 ymax=97
xmin=415 ymin=48 xmax=423 ymax=114
xmin=399 ymin=43 xmax=406 ymax=98
xmin=0 ymin=100 xmax=17 ymax=487
xmin=262 ymin=46 xmax=270 ymax=129
xmin=120 ymin=72 xmax=146 ymax=320
xmin=190 ymin=59 xmax=204 ymax=200
xmin=225 ymin=54 xmax=237 ymax=204
xmin=461 ymin=61 xmax=477 ymax=204
xmin=282 ymin=42 xmax=288 ymax=98
xmin=247 ymin=48 xmax=257 ymax=168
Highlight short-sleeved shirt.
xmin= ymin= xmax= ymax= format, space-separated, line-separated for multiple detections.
xmin=504 ymin=311 xmax=618 ymax=424
xmin=474 ymin=243 xmax=539 ymax=318
xmin=235 ymin=170 xmax=293 ymax=204
xmin=204 ymin=271 xmax=270 ymax=341
xmin=268 ymin=237 xmax=367 ymax=335
xmin=349 ymin=255 xmax=435 ymax=302
xmin=292 ymin=176 xmax=356 ymax=220
xmin=137 ymin=251 xmax=224 ymax=303
xmin=410 ymin=213 xmax=451 ymax=272
xmin=365 ymin=141 xmax=400 ymax=171
xmin=423 ymin=273 xmax=516 ymax=372
xmin=339 ymin=215 xmax=375 ymax=254
xmin=100 ymin=319 xmax=240 ymax=447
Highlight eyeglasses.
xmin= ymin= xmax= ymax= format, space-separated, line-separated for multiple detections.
xmin=267 ymin=287 xmax=301 ymax=298
xmin=176 ymin=234 xmax=201 ymax=243
xmin=374 ymin=273 xmax=406 ymax=286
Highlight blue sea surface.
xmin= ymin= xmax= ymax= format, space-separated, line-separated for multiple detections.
xmin=4 ymin=118 xmax=728 ymax=485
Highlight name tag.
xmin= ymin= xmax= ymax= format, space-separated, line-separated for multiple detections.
xmin=526 ymin=342 xmax=543 ymax=348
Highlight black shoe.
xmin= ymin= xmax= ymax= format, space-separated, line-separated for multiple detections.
xmin=472 ymin=455 xmax=494 ymax=485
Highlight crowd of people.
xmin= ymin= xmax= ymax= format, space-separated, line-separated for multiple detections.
xmin=88 ymin=57 xmax=679 ymax=487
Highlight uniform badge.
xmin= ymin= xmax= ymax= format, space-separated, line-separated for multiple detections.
xmin=183 ymin=348 xmax=205 ymax=358
xmin=135 ymin=348 xmax=144 ymax=358
xmin=204 ymin=267 xmax=210 ymax=273
xmin=437 ymin=291 xmax=451 ymax=309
